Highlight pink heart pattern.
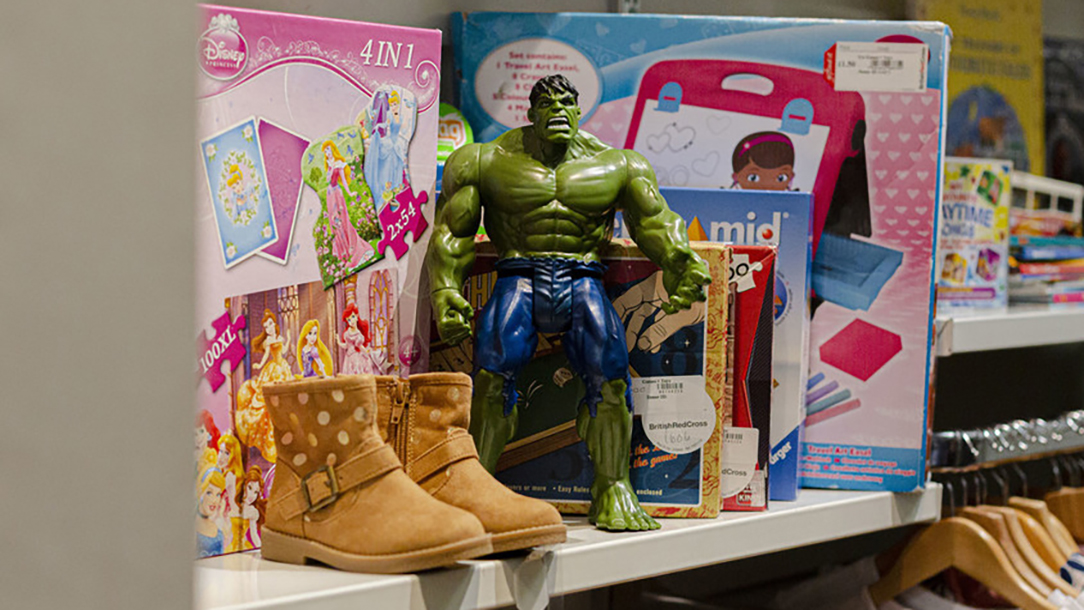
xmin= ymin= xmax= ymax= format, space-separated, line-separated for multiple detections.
xmin=805 ymin=88 xmax=943 ymax=457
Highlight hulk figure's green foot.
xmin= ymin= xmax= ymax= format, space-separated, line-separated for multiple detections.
xmin=578 ymin=380 xmax=661 ymax=531
xmin=470 ymin=369 xmax=518 ymax=473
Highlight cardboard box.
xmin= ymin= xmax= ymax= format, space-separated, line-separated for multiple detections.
xmin=617 ymin=189 xmax=807 ymax=502
xmin=430 ymin=241 xmax=732 ymax=518
xmin=194 ymin=5 xmax=440 ymax=557
xmin=455 ymin=14 xmax=946 ymax=491
xmin=719 ymin=245 xmax=776 ymax=510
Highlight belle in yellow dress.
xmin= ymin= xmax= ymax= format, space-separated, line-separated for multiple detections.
xmin=235 ymin=309 xmax=291 ymax=462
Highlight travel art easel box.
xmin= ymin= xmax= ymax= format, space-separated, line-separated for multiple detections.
xmin=194 ymin=5 xmax=440 ymax=558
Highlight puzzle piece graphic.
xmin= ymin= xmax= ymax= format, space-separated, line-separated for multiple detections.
xmin=730 ymin=253 xmax=764 ymax=293
xmin=376 ymin=187 xmax=429 ymax=259
xmin=198 ymin=310 xmax=247 ymax=392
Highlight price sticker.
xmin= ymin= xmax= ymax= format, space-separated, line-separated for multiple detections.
xmin=825 ymin=42 xmax=927 ymax=92
xmin=633 ymin=376 xmax=716 ymax=455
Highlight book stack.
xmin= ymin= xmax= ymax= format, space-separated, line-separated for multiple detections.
xmin=1010 ymin=236 xmax=1084 ymax=305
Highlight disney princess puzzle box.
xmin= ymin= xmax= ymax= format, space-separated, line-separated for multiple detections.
xmin=194 ymin=4 xmax=440 ymax=558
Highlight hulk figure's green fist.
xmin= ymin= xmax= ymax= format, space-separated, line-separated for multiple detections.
xmin=661 ymin=252 xmax=712 ymax=314
xmin=432 ymin=288 xmax=473 ymax=346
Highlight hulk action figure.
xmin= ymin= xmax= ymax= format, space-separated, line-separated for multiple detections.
xmin=428 ymin=75 xmax=710 ymax=531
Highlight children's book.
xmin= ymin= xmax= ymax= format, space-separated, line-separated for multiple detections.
xmin=911 ymin=0 xmax=1045 ymax=173
xmin=937 ymin=158 xmax=1013 ymax=311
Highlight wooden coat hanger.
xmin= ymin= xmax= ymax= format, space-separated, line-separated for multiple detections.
xmin=1005 ymin=460 xmax=1079 ymax=558
xmin=1011 ymin=497 xmax=1078 ymax=558
xmin=1045 ymin=455 xmax=1084 ymax=544
xmin=985 ymin=505 xmax=1078 ymax=596
xmin=967 ymin=467 xmax=1078 ymax=595
xmin=869 ymin=517 xmax=1057 ymax=610
xmin=959 ymin=507 xmax=1054 ymax=598
xmin=1015 ymin=508 xmax=1071 ymax=570
xmin=986 ymin=467 xmax=1068 ymax=570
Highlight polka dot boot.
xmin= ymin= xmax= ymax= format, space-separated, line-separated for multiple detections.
xmin=373 ymin=373 xmax=567 ymax=554
xmin=259 ymin=375 xmax=491 ymax=573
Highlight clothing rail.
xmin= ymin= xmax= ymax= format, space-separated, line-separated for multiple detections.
xmin=930 ymin=410 xmax=1084 ymax=471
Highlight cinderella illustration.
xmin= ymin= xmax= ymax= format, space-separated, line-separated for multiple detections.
xmin=361 ymin=87 xmax=416 ymax=206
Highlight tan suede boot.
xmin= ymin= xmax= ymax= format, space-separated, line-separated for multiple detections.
xmin=259 ymin=375 xmax=492 ymax=573
xmin=374 ymin=373 xmax=567 ymax=553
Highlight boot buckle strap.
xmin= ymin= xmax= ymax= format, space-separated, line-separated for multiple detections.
xmin=410 ymin=433 xmax=479 ymax=482
xmin=285 ymin=445 xmax=402 ymax=519
xmin=301 ymin=465 xmax=339 ymax=513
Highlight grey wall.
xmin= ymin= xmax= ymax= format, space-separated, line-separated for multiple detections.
xmin=0 ymin=0 xmax=194 ymax=608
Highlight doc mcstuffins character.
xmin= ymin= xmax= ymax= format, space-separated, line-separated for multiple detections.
xmin=337 ymin=303 xmax=380 ymax=374
xmin=233 ymin=465 xmax=266 ymax=550
xmin=196 ymin=467 xmax=233 ymax=558
xmin=322 ymin=141 xmax=375 ymax=269
xmin=195 ymin=409 xmax=221 ymax=466
xmin=731 ymin=132 xmax=796 ymax=191
xmin=297 ymin=319 xmax=333 ymax=378
xmin=235 ymin=309 xmax=291 ymax=463
xmin=429 ymin=74 xmax=710 ymax=531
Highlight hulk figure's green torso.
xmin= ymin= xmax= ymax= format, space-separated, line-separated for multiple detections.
xmin=477 ymin=128 xmax=629 ymax=262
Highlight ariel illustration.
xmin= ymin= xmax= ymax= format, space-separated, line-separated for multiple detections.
xmin=361 ymin=88 xmax=416 ymax=205
xmin=233 ymin=465 xmax=266 ymax=550
xmin=196 ymin=467 xmax=232 ymax=558
xmin=235 ymin=309 xmax=291 ymax=463
xmin=337 ymin=303 xmax=381 ymax=374
xmin=195 ymin=410 xmax=221 ymax=466
xmin=323 ymin=141 xmax=375 ymax=268
xmin=297 ymin=319 xmax=333 ymax=378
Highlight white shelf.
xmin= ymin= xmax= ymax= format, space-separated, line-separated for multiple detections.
xmin=936 ymin=305 xmax=1084 ymax=356
xmin=196 ymin=486 xmax=941 ymax=610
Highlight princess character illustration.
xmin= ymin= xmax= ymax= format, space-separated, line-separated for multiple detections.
xmin=216 ymin=432 xmax=244 ymax=551
xmin=235 ymin=310 xmax=291 ymax=463
xmin=361 ymin=88 xmax=416 ymax=205
xmin=195 ymin=410 xmax=220 ymax=466
xmin=323 ymin=141 xmax=375 ymax=267
xmin=196 ymin=468 xmax=232 ymax=558
xmin=338 ymin=303 xmax=382 ymax=374
xmin=731 ymin=132 xmax=796 ymax=191
xmin=297 ymin=319 xmax=333 ymax=378
xmin=226 ymin=163 xmax=258 ymax=217
xmin=233 ymin=465 xmax=267 ymax=550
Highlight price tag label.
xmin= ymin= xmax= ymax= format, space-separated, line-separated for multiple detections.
xmin=633 ymin=376 xmax=716 ymax=455
xmin=825 ymin=42 xmax=927 ymax=92
xmin=720 ymin=427 xmax=760 ymax=498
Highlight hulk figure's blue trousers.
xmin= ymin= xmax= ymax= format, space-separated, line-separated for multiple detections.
xmin=473 ymin=257 xmax=632 ymax=416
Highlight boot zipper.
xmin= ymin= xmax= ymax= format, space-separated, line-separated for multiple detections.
xmin=387 ymin=381 xmax=411 ymax=462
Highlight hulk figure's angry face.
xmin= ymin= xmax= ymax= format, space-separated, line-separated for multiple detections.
xmin=528 ymin=83 xmax=581 ymax=144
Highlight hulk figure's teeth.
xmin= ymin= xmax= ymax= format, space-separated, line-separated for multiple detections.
xmin=548 ymin=117 xmax=569 ymax=128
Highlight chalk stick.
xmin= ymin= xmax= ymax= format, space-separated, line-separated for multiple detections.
xmin=805 ymin=380 xmax=840 ymax=406
xmin=806 ymin=399 xmax=862 ymax=427
xmin=807 ymin=389 xmax=853 ymax=416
